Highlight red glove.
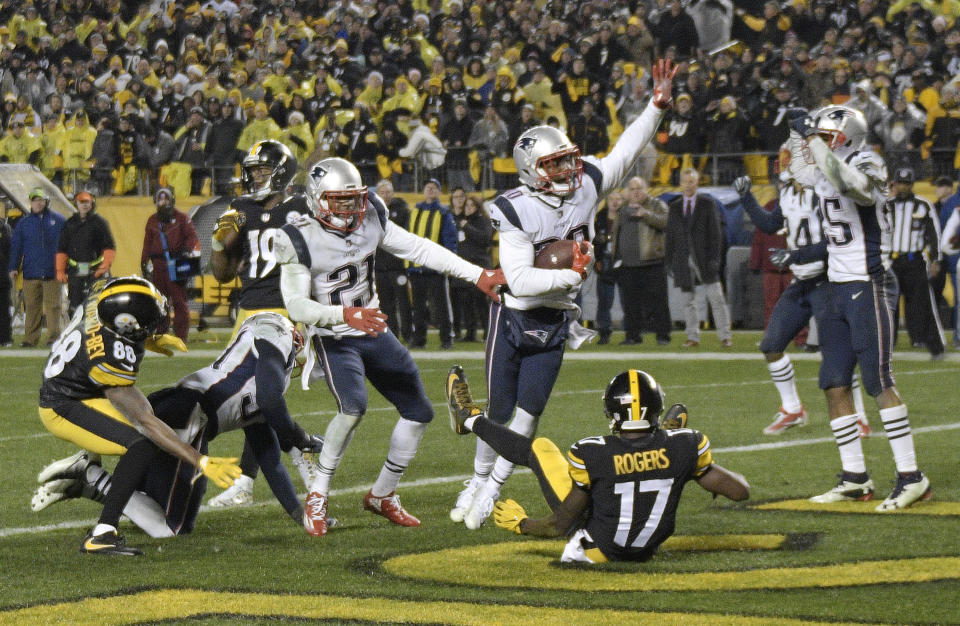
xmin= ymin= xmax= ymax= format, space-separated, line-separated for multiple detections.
xmin=475 ymin=268 xmax=506 ymax=302
xmin=343 ymin=306 xmax=388 ymax=336
xmin=651 ymin=58 xmax=678 ymax=110
xmin=571 ymin=241 xmax=594 ymax=278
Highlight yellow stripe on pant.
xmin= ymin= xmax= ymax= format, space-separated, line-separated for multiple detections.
xmin=38 ymin=397 xmax=136 ymax=456
xmin=531 ymin=437 xmax=573 ymax=506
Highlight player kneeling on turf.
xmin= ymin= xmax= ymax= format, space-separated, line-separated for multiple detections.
xmin=446 ymin=366 xmax=749 ymax=563
xmin=33 ymin=313 xmax=323 ymax=540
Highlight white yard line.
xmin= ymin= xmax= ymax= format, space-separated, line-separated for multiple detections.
xmin=3 ymin=420 xmax=959 ymax=539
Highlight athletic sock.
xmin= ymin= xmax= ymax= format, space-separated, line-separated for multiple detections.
xmin=311 ymin=412 xmax=360 ymax=495
xmin=371 ymin=418 xmax=427 ymax=497
xmin=768 ymin=356 xmax=802 ymax=414
xmin=489 ymin=408 xmax=539 ymax=488
xmin=879 ymin=404 xmax=917 ymax=473
xmin=830 ymin=414 xmax=866 ymax=475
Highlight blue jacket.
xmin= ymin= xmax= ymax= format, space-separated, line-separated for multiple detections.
xmin=407 ymin=200 xmax=458 ymax=275
xmin=8 ymin=208 xmax=65 ymax=280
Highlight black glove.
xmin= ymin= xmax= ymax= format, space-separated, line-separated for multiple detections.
xmin=788 ymin=109 xmax=816 ymax=139
xmin=733 ymin=175 xmax=751 ymax=196
xmin=769 ymin=247 xmax=794 ymax=269
xmin=298 ymin=434 xmax=325 ymax=454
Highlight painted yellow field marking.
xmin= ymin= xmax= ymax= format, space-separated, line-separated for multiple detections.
xmin=0 ymin=589 xmax=837 ymax=625
xmin=383 ymin=542 xmax=960 ymax=592
xmin=754 ymin=500 xmax=960 ymax=515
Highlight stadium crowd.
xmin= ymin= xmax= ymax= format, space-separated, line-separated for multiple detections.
xmin=0 ymin=0 xmax=958 ymax=196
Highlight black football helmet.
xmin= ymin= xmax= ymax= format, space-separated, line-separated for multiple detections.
xmin=602 ymin=369 xmax=665 ymax=433
xmin=240 ymin=139 xmax=298 ymax=200
xmin=97 ymin=276 xmax=169 ymax=342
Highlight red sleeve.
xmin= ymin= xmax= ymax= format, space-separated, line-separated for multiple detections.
xmin=141 ymin=216 xmax=157 ymax=264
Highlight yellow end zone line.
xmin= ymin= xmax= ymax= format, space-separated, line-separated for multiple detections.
xmin=0 ymin=588 xmax=859 ymax=625
xmin=755 ymin=500 xmax=960 ymax=515
xmin=384 ymin=542 xmax=960 ymax=593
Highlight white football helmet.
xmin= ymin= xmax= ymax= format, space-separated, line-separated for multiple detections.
xmin=306 ymin=157 xmax=367 ymax=232
xmin=812 ymin=105 xmax=868 ymax=152
xmin=513 ymin=125 xmax=583 ymax=196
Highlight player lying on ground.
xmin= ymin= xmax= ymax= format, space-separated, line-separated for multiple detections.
xmin=446 ymin=365 xmax=749 ymax=563
xmin=37 ymin=276 xmax=242 ymax=555
xmin=33 ymin=313 xmax=323 ymax=540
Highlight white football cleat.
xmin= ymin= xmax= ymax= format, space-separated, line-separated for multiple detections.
xmin=464 ymin=488 xmax=497 ymax=530
xmin=450 ymin=477 xmax=483 ymax=523
xmin=37 ymin=450 xmax=101 ymax=483
xmin=206 ymin=474 xmax=254 ymax=508
xmin=289 ymin=448 xmax=319 ymax=488
xmin=809 ymin=473 xmax=875 ymax=503
xmin=31 ymin=478 xmax=81 ymax=512
xmin=762 ymin=407 xmax=807 ymax=435
xmin=876 ymin=472 xmax=931 ymax=511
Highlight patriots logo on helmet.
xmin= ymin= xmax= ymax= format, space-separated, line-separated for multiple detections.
xmin=311 ymin=165 xmax=328 ymax=179
xmin=517 ymin=136 xmax=537 ymax=153
xmin=825 ymin=109 xmax=847 ymax=122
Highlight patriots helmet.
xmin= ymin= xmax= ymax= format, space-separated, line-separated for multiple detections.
xmin=812 ymin=105 xmax=868 ymax=152
xmin=602 ymin=369 xmax=665 ymax=433
xmin=97 ymin=276 xmax=169 ymax=342
xmin=306 ymin=157 xmax=368 ymax=232
xmin=241 ymin=139 xmax=298 ymax=200
xmin=513 ymin=125 xmax=583 ymax=196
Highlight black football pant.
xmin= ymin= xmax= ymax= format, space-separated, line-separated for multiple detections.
xmin=376 ymin=270 xmax=413 ymax=342
xmin=618 ymin=263 xmax=671 ymax=342
xmin=471 ymin=416 xmax=585 ymax=532
xmin=892 ymin=255 xmax=945 ymax=355
xmin=409 ymin=273 xmax=453 ymax=346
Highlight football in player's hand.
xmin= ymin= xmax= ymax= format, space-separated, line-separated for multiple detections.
xmin=534 ymin=240 xmax=589 ymax=269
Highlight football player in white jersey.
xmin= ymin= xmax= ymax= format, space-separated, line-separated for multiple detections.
xmin=451 ymin=58 xmax=678 ymax=530
xmin=274 ymin=157 xmax=505 ymax=536
xmin=790 ymin=105 xmax=930 ymax=510
xmin=733 ymin=130 xmax=870 ymax=438
xmin=32 ymin=313 xmax=324 ymax=538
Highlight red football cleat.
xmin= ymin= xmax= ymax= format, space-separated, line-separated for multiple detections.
xmin=303 ymin=491 xmax=329 ymax=536
xmin=363 ymin=490 xmax=421 ymax=527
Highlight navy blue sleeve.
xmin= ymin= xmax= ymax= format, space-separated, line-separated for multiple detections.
xmin=440 ymin=210 xmax=459 ymax=253
xmin=280 ymin=223 xmax=312 ymax=268
xmin=582 ymin=160 xmax=603 ymax=193
xmin=493 ymin=196 xmax=523 ymax=230
xmin=740 ymin=192 xmax=784 ymax=234
xmin=789 ymin=239 xmax=828 ymax=263
xmin=368 ymin=191 xmax=389 ymax=228
xmin=253 ymin=339 xmax=305 ymax=452
xmin=243 ymin=422 xmax=302 ymax=522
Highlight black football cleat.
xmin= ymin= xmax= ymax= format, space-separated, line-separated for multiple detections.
xmin=662 ymin=403 xmax=689 ymax=430
xmin=80 ymin=530 xmax=143 ymax=556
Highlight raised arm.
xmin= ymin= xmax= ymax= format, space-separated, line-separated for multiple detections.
xmin=595 ymin=59 xmax=676 ymax=196
xmin=734 ymin=176 xmax=784 ymax=234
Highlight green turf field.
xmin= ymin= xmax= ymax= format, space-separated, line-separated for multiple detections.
xmin=1 ymin=332 xmax=958 ymax=625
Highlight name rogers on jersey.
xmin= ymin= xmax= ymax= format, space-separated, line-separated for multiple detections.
xmin=613 ymin=449 xmax=671 ymax=475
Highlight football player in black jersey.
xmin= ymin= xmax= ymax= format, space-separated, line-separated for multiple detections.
xmin=33 ymin=313 xmax=324 ymax=538
xmin=208 ymin=139 xmax=309 ymax=508
xmin=37 ymin=276 xmax=242 ymax=555
xmin=446 ymin=366 xmax=749 ymax=563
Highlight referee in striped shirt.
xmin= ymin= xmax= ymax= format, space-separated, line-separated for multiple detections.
xmin=886 ymin=167 xmax=946 ymax=359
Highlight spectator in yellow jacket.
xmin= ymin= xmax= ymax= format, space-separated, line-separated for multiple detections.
xmin=283 ymin=111 xmax=314 ymax=183
xmin=237 ymin=101 xmax=283 ymax=152
xmin=0 ymin=119 xmax=41 ymax=165
xmin=381 ymin=76 xmax=423 ymax=120
xmin=39 ymin=115 xmax=65 ymax=185
xmin=61 ymin=111 xmax=98 ymax=187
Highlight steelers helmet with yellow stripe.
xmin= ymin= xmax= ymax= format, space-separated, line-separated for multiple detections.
xmin=97 ymin=276 xmax=169 ymax=342
xmin=602 ymin=369 xmax=665 ymax=433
